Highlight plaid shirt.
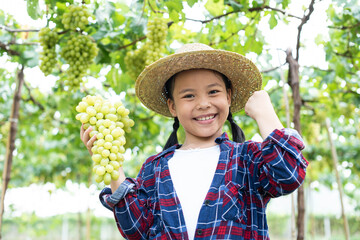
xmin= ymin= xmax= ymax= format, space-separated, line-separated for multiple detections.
xmin=100 ymin=128 xmax=308 ymax=240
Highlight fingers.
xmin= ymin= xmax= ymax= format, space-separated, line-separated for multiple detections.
xmin=87 ymin=135 xmax=97 ymax=153
xmin=80 ymin=124 xmax=92 ymax=142
xmin=80 ymin=124 xmax=96 ymax=155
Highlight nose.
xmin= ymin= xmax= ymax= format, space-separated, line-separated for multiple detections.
xmin=196 ymin=96 xmax=211 ymax=110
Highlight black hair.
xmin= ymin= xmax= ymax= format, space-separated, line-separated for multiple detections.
xmin=163 ymin=117 xmax=180 ymax=150
xmin=163 ymin=70 xmax=245 ymax=150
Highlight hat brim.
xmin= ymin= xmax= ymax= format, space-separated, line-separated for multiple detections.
xmin=135 ymin=49 xmax=262 ymax=117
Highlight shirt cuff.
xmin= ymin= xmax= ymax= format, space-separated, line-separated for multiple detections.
xmin=263 ymin=128 xmax=307 ymax=167
xmin=99 ymin=179 xmax=135 ymax=209
xmin=282 ymin=128 xmax=304 ymax=143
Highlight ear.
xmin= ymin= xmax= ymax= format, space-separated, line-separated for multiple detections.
xmin=167 ymin=98 xmax=177 ymax=117
xmin=227 ymin=89 xmax=232 ymax=107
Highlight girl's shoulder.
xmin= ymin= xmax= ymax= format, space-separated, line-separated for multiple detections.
xmin=140 ymin=145 xmax=177 ymax=169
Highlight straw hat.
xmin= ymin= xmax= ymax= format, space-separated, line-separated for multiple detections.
xmin=135 ymin=43 xmax=262 ymax=117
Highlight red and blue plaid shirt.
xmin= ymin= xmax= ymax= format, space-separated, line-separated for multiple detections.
xmin=100 ymin=128 xmax=308 ymax=240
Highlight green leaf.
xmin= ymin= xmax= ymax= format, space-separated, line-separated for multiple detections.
xmin=111 ymin=12 xmax=126 ymax=28
xmin=205 ymin=0 xmax=225 ymax=16
xmin=224 ymin=0 xmax=244 ymax=11
xmin=269 ymin=12 xmax=278 ymax=29
xmin=186 ymin=0 xmax=197 ymax=7
xmin=26 ymin=0 xmax=41 ymax=20
xmin=0 ymin=10 xmax=5 ymax=25
xmin=169 ymin=10 xmax=180 ymax=22
xmin=165 ymin=0 xmax=183 ymax=13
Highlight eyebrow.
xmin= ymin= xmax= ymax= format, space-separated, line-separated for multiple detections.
xmin=178 ymin=83 xmax=224 ymax=95
xmin=178 ymin=88 xmax=194 ymax=95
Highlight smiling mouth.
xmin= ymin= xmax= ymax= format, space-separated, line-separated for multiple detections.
xmin=195 ymin=114 xmax=216 ymax=121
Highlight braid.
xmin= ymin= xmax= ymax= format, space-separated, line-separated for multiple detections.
xmin=227 ymin=111 xmax=245 ymax=143
xmin=163 ymin=117 xmax=180 ymax=150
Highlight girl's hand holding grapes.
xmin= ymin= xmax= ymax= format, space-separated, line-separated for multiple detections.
xmin=80 ymin=124 xmax=96 ymax=156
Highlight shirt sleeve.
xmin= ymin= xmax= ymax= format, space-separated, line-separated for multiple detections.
xmin=247 ymin=128 xmax=308 ymax=198
xmin=99 ymin=159 xmax=154 ymax=240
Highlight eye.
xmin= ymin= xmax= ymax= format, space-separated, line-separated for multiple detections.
xmin=183 ymin=94 xmax=194 ymax=99
xmin=209 ymin=89 xmax=219 ymax=95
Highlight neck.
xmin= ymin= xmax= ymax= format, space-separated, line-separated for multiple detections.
xmin=180 ymin=135 xmax=220 ymax=150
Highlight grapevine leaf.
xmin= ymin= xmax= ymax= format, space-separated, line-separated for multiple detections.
xmin=26 ymin=0 xmax=41 ymax=20
xmin=205 ymin=0 xmax=225 ymax=16
xmin=224 ymin=0 xmax=244 ymax=11
xmin=22 ymin=50 xmax=39 ymax=68
xmin=165 ymin=0 xmax=183 ymax=17
xmin=269 ymin=12 xmax=278 ymax=29
xmin=0 ymin=10 xmax=5 ymax=25
xmin=186 ymin=0 xmax=197 ymax=7
xmin=169 ymin=10 xmax=180 ymax=22
xmin=111 ymin=12 xmax=126 ymax=28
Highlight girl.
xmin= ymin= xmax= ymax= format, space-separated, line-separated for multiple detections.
xmin=80 ymin=43 xmax=308 ymax=240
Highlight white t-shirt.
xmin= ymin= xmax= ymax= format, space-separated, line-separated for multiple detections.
xmin=168 ymin=145 xmax=220 ymax=240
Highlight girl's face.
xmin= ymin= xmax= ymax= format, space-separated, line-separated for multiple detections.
xmin=167 ymin=69 xmax=231 ymax=146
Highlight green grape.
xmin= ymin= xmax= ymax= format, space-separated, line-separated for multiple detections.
xmin=105 ymin=164 xmax=114 ymax=173
xmin=92 ymin=154 xmax=101 ymax=163
xmin=111 ymin=170 xmax=120 ymax=180
xmin=62 ymin=5 xmax=92 ymax=30
xmin=145 ymin=16 xmax=168 ymax=66
xmin=96 ymin=166 xmax=106 ymax=176
xmin=104 ymin=173 xmax=112 ymax=185
xmin=124 ymin=44 xmax=148 ymax=79
xmin=60 ymin=33 xmax=98 ymax=89
xmin=75 ymin=95 xmax=134 ymax=185
xmin=39 ymin=27 xmax=58 ymax=76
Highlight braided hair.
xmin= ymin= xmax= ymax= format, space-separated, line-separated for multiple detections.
xmin=163 ymin=70 xmax=246 ymax=150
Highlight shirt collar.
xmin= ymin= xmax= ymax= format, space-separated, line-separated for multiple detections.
xmin=215 ymin=132 xmax=230 ymax=144
xmin=154 ymin=132 xmax=230 ymax=161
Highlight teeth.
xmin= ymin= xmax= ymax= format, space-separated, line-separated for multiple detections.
xmin=196 ymin=115 xmax=214 ymax=121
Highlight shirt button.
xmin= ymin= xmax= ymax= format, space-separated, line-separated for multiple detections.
xmin=204 ymin=200 xmax=210 ymax=206
xmin=197 ymin=229 xmax=203 ymax=235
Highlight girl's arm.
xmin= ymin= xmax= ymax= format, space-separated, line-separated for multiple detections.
xmin=244 ymin=90 xmax=284 ymax=139
xmin=80 ymin=124 xmax=125 ymax=192
xmin=244 ymin=90 xmax=308 ymax=197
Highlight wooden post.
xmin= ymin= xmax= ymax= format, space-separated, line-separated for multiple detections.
xmin=286 ymin=49 xmax=306 ymax=240
xmin=325 ymin=118 xmax=350 ymax=240
xmin=278 ymin=51 xmax=296 ymax=240
xmin=0 ymin=65 xmax=24 ymax=239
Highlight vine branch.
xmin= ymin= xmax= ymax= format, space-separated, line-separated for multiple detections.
xmin=22 ymin=81 xmax=45 ymax=110
xmin=186 ymin=5 xmax=302 ymax=24
xmin=295 ymin=0 xmax=316 ymax=61
xmin=0 ymin=41 xmax=20 ymax=56
xmin=261 ymin=62 xmax=287 ymax=73
xmin=328 ymin=21 xmax=360 ymax=30
xmin=0 ymin=25 xmax=40 ymax=33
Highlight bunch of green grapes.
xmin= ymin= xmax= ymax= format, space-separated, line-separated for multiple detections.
xmin=60 ymin=34 xmax=98 ymax=88
xmin=124 ymin=16 xmax=168 ymax=79
xmin=62 ymin=5 xmax=91 ymax=30
xmin=39 ymin=27 xmax=58 ymax=76
xmin=124 ymin=45 xmax=148 ymax=79
xmin=75 ymin=95 xmax=135 ymax=185
xmin=145 ymin=16 xmax=168 ymax=65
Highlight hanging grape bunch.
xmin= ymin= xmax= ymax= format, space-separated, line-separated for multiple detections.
xmin=39 ymin=27 xmax=58 ymax=76
xmin=124 ymin=46 xmax=148 ymax=80
xmin=145 ymin=16 xmax=168 ymax=65
xmin=125 ymin=16 xmax=168 ymax=79
xmin=61 ymin=5 xmax=91 ymax=30
xmin=75 ymin=95 xmax=135 ymax=185
xmin=60 ymin=34 xmax=98 ymax=88
xmin=38 ymin=4 xmax=98 ymax=90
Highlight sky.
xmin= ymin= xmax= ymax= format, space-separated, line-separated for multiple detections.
xmin=1 ymin=0 xmax=354 ymax=218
